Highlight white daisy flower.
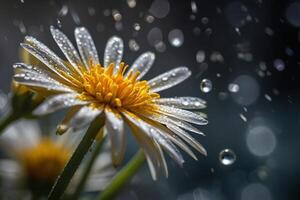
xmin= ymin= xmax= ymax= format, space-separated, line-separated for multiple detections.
xmin=12 ymin=26 xmax=208 ymax=180
xmin=0 ymin=120 xmax=114 ymax=199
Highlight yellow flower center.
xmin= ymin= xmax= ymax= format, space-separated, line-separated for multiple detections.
xmin=18 ymin=138 xmax=70 ymax=182
xmin=77 ymin=62 xmax=160 ymax=112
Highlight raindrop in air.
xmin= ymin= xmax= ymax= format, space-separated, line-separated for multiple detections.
xmin=128 ymin=39 xmax=140 ymax=51
xmin=286 ymin=2 xmax=300 ymax=27
xmin=149 ymin=0 xmax=170 ymax=19
xmin=196 ymin=50 xmax=205 ymax=63
xmin=168 ymin=29 xmax=184 ymax=47
xmin=228 ymin=83 xmax=239 ymax=93
xmin=57 ymin=19 xmax=62 ymax=28
xmin=219 ymin=149 xmax=236 ymax=165
xmin=200 ymin=79 xmax=212 ymax=93
xmin=273 ymin=59 xmax=285 ymax=71
xmin=127 ymin=0 xmax=136 ymax=8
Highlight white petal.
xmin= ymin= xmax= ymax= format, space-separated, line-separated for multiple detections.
xmin=166 ymin=134 xmax=198 ymax=160
xmin=14 ymin=65 xmax=73 ymax=93
xmin=50 ymin=26 xmax=84 ymax=75
xmin=154 ymin=96 xmax=206 ymax=109
xmin=125 ymin=113 xmax=168 ymax=179
xmin=0 ymin=120 xmax=41 ymax=155
xmin=158 ymin=105 xmax=208 ymax=125
xmin=67 ymin=106 xmax=103 ymax=132
xmin=22 ymin=37 xmax=74 ymax=84
xmin=167 ymin=124 xmax=207 ymax=156
xmin=104 ymin=36 xmax=123 ymax=71
xmin=105 ymin=108 xmax=126 ymax=166
xmin=126 ymin=51 xmax=155 ymax=80
xmin=33 ymin=93 xmax=87 ymax=115
xmin=75 ymin=27 xmax=99 ymax=68
xmin=123 ymin=111 xmax=184 ymax=166
xmin=147 ymin=114 xmax=205 ymax=136
xmin=148 ymin=67 xmax=191 ymax=92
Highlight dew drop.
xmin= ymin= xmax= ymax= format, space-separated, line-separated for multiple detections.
xmin=219 ymin=149 xmax=236 ymax=165
xmin=200 ymin=79 xmax=212 ymax=93
xmin=168 ymin=29 xmax=184 ymax=47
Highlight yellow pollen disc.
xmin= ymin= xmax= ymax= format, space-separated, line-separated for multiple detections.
xmin=18 ymin=138 xmax=70 ymax=181
xmin=77 ymin=62 xmax=160 ymax=112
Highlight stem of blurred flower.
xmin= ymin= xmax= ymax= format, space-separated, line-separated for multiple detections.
xmin=96 ymin=149 xmax=145 ymax=200
xmin=71 ymin=136 xmax=106 ymax=200
xmin=48 ymin=113 xmax=105 ymax=200
xmin=0 ymin=112 xmax=19 ymax=134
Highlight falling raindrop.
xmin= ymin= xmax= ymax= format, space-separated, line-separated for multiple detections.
xmin=145 ymin=15 xmax=155 ymax=23
xmin=240 ymin=113 xmax=247 ymax=122
xmin=210 ymin=51 xmax=224 ymax=63
xmin=128 ymin=39 xmax=140 ymax=51
xmin=264 ymin=94 xmax=272 ymax=102
xmin=155 ymin=41 xmax=167 ymax=52
xmin=286 ymin=2 xmax=300 ymax=27
xmin=149 ymin=0 xmax=170 ymax=19
xmin=200 ymin=79 xmax=212 ymax=93
xmin=57 ymin=19 xmax=62 ymax=28
xmin=58 ymin=5 xmax=68 ymax=17
xmin=196 ymin=50 xmax=206 ymax=63
xmin=273 ymin=59 xmax=285 ymax=71
xmin=112 ymin=10 xmax=122 ymax=21
xmin=228 ymin=83 xmax=239 ymax=93
xmin=201 ymin=17 xmax=209 ymax=24
xmin=147 ymin=27 xmax=163 ymax=46
xmin=168 ymin=29 xmax=184 ymax=47
xmin=88 ymin=7 xmax=96 ymax=16
xmin=191 ymin=1 xmax=197 ymax=13
xmin=127 ymin=0 xmax=136 ymax=8
xmin=219 ymin=149 xmax=236 ymax=165
xmin=133 ymin=23 xmax=141 ymax=31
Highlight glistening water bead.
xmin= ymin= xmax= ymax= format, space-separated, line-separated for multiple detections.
xmin=200 ymin=79 xmax=212 ymax=93
xmin=219 ymin=149 xmax=236 ymax=165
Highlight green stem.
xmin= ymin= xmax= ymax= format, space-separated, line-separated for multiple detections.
xmin=71 ymin=137 xmax=106 ymax=200
xmin=96 ymin=149 xmax=146 ymax=200
xmin=0 ymin=112 xmax=18 ymax=135
xmin=48 ymin=113 xmax=105 ymax=200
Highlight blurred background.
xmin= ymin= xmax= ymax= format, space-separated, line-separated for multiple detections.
xmin=0 ymin=0 xmax=300 ymax=200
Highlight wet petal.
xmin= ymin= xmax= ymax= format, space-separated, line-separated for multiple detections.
xmin=158 ymin=105 xmax=208 ymax=125
xmin=33 ymin=93 xmax=87 ymax=115
xmin=147 ymin=114 xmax=205 ymax=136
xmin=148 ymin=67 xmax=191 ymax=92
xmin=105 ymin=108 xmax=126 ymax=166
xmin=50 ymin=26 xmax=84 ymax=75
xmin=67 ymin=106 xmax=103 ymax=132
xmin=126 ymin=51 xmax=155 ymax=80
xmin=104 ymin=36 xmax=123 ymax=71
xmin=13 ymin=67 xmax=73 ymax=93
xmin=22 ymin=36 xmax=74 ymax=84
xmin=167 ymin=124 xmax=207 ymax=156
xmin=154 ymin=96 xmax=206 ymax=109
xmin=166 ymin=134 xmax=198 ymax=160
xmin=123 ymin=111 xmax=184 ymax=166
xmin=75 ymin=27 xmax=99 ymax=68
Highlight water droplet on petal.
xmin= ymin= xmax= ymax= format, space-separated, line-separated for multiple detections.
xmin=200 ymin=79 xmax=212 ymax=93
xmin=219 ymin=149 xmax=236 ymax=165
